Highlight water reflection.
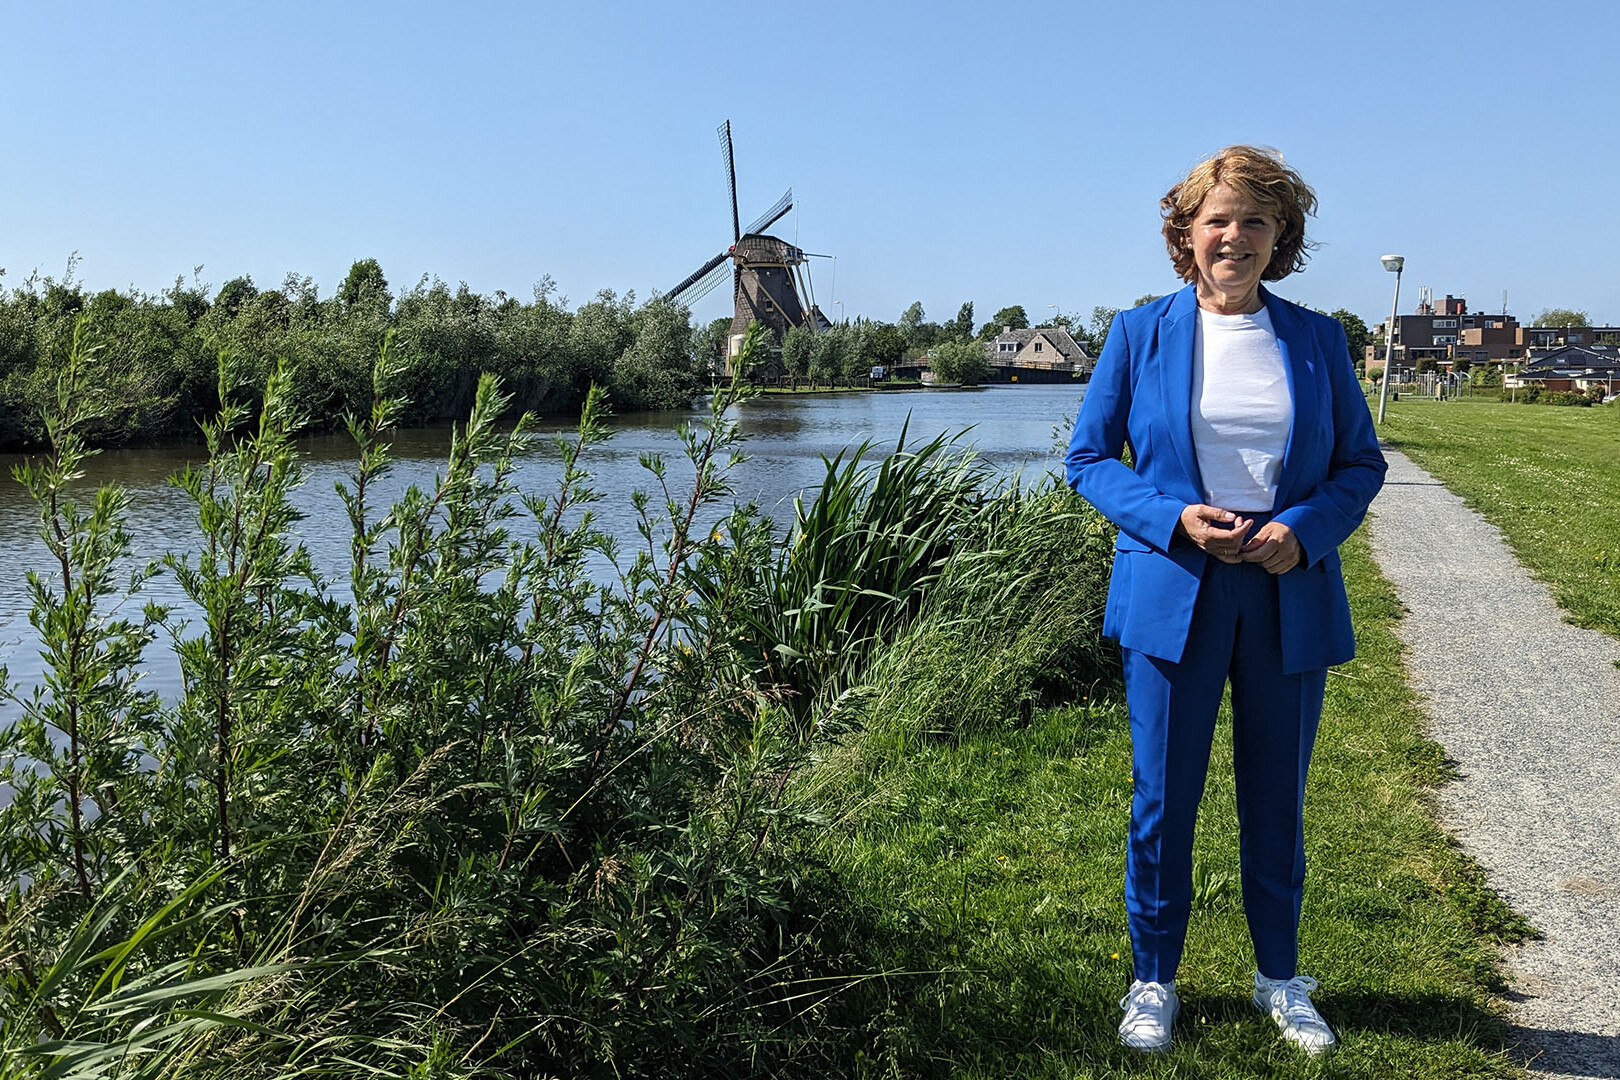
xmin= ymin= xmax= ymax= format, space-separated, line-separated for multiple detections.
xmin=0 ymin=385 xmax=1084 ymax=704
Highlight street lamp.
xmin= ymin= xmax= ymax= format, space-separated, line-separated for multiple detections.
xmin=1377 ymin=254 xmax=1404 ymax=425
xmin=834 ymin=299 xmax=845 ymax=323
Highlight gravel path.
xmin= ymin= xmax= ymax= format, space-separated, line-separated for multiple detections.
xmin=1366 ymin=448 xmax=1620 ymax=1080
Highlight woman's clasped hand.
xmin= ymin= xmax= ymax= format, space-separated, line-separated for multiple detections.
xmin=1176 ymin=504 xmax=1302 ymax=573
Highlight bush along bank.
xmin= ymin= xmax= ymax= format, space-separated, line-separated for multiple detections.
xmin=0 ymin=259 xmax=713 ymax=450
xmin=0 ymin=320 xmax=1119 ymax=1078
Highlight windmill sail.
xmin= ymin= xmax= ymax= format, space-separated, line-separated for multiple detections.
xmin=667 ymin=249 xmax=731 ymax=304
xmin=719 ymin=121 xmax=740 ymax=244
xmin=744 ymin=189 xmax=792 ymax=237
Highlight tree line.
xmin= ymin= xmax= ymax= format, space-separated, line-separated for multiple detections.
xmin=0 ymin=250 xmax=1390 ymax=449
xmin=0 ymin=257 xmax=710 ymax=449
xmin=740 ymin=298 xmax=1141 ymax=387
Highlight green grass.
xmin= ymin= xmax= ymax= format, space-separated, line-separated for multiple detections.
xmin=1380 ymin=399 xmax=1620 ymax=638
xmin=807 ymin=530 xmax=1528 ymax=1078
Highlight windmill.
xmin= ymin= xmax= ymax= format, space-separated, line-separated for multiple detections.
xmin=666 ymin=121 xmax=831 ymax=373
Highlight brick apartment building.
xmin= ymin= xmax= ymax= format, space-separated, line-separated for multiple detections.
xmin=1369 ymin=291 xmax=1619 ymax=372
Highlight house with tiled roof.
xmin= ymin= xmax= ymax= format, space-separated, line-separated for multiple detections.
xmin=1505 ymin=344 xmax=1620 ymax=395
xmin=983 ymin=326 xmax=1092 ymax=375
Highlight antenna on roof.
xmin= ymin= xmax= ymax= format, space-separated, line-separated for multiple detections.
xmin=1503 ymin=289 xmax=1508 ymax=316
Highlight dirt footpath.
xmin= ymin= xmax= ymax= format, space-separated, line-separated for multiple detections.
xmin=1366 ymin=448 xmax=1620 ymax=1080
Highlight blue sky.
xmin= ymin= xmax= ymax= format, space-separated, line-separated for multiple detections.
xmin=4 ymin=0 xmax=1616 ymax=329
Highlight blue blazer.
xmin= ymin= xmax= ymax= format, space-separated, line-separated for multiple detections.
xmin=1065 ymin=285 xmax=1387 ymax=674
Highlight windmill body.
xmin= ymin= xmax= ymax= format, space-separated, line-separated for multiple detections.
xmin=667 ymin=122 xmax=830 ymax=375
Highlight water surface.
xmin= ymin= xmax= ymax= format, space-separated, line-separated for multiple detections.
xmin=0 ymin=385 xmax=1085 ymax=702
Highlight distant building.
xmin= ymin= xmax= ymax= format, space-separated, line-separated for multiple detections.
xmin=1523 ymin=325 xmax=1620 ymax=356
xmin=1506 ymin=344 xmax=1620 ymax=394
xmin=983 ymin=326 xmax=1092 ymax=377
xmin=1371 ymin=294 xmax=1521 ymax=371
xmin=1366 ymin=292 xmax=1620 ymax=375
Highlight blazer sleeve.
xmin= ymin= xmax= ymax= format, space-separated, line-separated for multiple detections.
xmin=1065 ymin=312 xmax=1186 ymax=553
xmin=1272 ymin=319 xmax=1388 ymax=566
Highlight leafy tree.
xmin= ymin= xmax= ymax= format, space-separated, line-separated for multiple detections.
xmin=694 ymin=316 xmax=731 ymax=374
xmin=929 ymin=339 xmax=992 ymax=385
xmin=947 ymin=301 xmax=975 ymax=341
xmin=340 ymin=258 xmax=391 ymax=314
xmin=992 ymin=304 xmax=1029 ymax=331
xmin=810 ymin=324 xmax=849 ymax=382
xmin=781 ymin=324 xmax=813 ymax=378
xmin=1036 ymin=309 xmax=1073 ymax=330
xmin=866 ymin=322 xmax=906 ymax=368
xmin=1132 ymin=294 xmax=1164 ymax=308
xmin=1533 ymin=307 xmax=1590 ymax=328
xmin=840 ymin=321 xmax=872 ymax=378
xmin=214 ymin=276 xmax=258 ymax=319
xmin=1330 ymin=309 xmax=1371 ymax=365
xmin=899 ymin=301 xmax=926 ymax=345
xmin=1088 ymin=306 xmax=1120 ymax=355
xmin=612 ymin=296 xmax=703 ymax=410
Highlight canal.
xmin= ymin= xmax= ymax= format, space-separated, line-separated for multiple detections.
xmin=0 ymin=384 xmax=1086 ymax=704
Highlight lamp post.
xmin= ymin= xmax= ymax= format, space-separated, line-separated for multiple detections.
xmin=834 ymin=299 xmax=845 ymax=324
xmin=1377 ymin=254 xmax=1404 ymax=424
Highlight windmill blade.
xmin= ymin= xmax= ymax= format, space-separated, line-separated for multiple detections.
xmin=667 ymin=249 xmax=732 ymax=304
xmin=680 ymin=259 xmax=735 ymax=306
xmin=718 ymin=120 xmax=740 ymax=244
xmin=744 ymin=189 xmax=792 ymax=237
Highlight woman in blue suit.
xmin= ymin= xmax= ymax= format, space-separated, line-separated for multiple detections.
xmin=1065 ymin=146 xmax=1386 ymax=1054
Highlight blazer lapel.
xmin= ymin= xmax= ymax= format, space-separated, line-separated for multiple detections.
xmin=1261 ymin=287 xmax=1320 ymax=503
xmin=1158 ymin=286 xmax=1204 ymax=502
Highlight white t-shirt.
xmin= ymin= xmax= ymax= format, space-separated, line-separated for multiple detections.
xmin=1190 ymin=307 xmax=1292 ymax=513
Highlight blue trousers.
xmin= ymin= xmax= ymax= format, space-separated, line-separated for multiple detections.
xmin=1122 ymin=555 xmax=1327 ymax=984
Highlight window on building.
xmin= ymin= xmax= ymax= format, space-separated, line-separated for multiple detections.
xmin=1463 ymin=318 xmax=1476 ymax=328
xmin=1433 ymin=318 xmax=1457 ymax=329
xmin=998 ymin=341 xmax=1017 ymax=354
xmin=1569 ymin=334 xmax=1584 ymax=343
xmin=1034 ymin=341 xmax=1043 ymax=353
xmin=1433 ymin=335 xmax=1458 ymax=345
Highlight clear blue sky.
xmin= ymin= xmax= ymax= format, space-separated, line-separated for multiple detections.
xmin=4 ymin=0 xmax=1616 ymax=329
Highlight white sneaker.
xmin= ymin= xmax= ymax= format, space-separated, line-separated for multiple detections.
xmin=1253 ymin=972 xmax=1337 ymax=1054
xmin=1118 ymin=979 xmax=1178 ymax=1052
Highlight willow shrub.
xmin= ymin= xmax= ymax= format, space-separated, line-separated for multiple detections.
xmin=0 ymin=321 xmax=1118 ymax=1077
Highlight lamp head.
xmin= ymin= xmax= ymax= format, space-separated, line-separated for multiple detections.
xmin=1381 ymin=254 xmax=1405 ymax=273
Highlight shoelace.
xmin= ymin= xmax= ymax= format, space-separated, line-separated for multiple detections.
xmin=1120 ymin=981 xmax=1171 ymax=1015
xmin=1270 ymin=975 xmax=1324 ymax=1025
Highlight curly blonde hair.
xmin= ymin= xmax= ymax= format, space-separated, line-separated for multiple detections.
xmin=1160 ymin=146 xmax=1318 ymax=283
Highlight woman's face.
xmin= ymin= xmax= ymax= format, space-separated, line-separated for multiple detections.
xmin=1189 ymin=183 xmax=1280 ymax=309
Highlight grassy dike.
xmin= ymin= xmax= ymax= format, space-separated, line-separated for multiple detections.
xmin=806 ymin=529 xmax=1531 ymax=1078
xmin=1379 ymin=399 xmax=1620 ymax=638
